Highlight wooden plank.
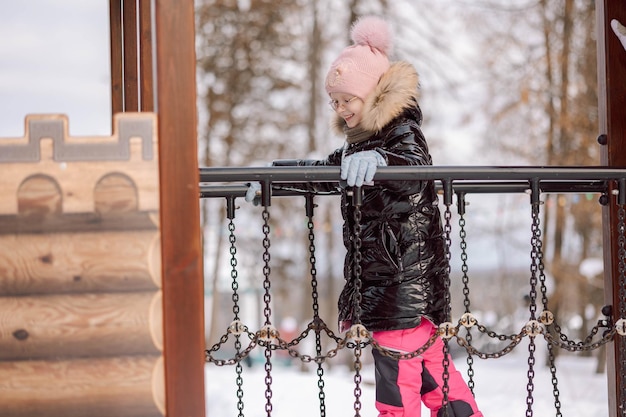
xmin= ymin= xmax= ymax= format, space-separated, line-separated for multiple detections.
xmin=123 ymin=0 xmax=140 ymax=112
xmin=0 ymin=230 xmax=160 ymax=295
xmin=139 ymin=0 xmax=154 ymax=111
xmin=109 ymin=0 xmax=124 ymax=116
xmin=597 ymin=0 xmax=626 ymax=415
xmin=0 ymin=291 xmax=162 ymax=360
xmin=0 ymin=355 xmax=164 ymax=417
xmin=154 ymin=1 xmax=205 ymax=416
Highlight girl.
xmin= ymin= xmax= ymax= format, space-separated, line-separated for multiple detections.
xmin=248 ymin=16 xmax=483 ymax=417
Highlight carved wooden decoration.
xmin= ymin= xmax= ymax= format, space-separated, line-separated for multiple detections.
xmin=0 ymin=113 xmax=165 ymax=417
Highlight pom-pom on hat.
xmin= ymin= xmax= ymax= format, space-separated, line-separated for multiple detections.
xmin=325 ymin=16 xmax=392 ymax=101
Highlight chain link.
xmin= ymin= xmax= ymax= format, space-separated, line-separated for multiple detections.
xmin=526 ymin=337 xmax=536 ymax=417
xmin=525 ymin=198 xmax=542 ymax=417
xmin=229 ymin=219 xmax=245 ymax=417
xmin=458 ymin=207 xmax=475 ymax=394
xmin=350 ymin=189 xmax=364 ymax=414
xmin=351 ymin=192 xmax=363 ymax=325
xmin=532 ymin=198 xmax=563 ymax=417
xmin=261 ymin=207 xmax=274 ymax=417
xmin=305 ymin=196 xmax=328 ymax=417
xmin=352 ymin=343 xmax=364 ymax=417
xmin=617 ymin=203 xmax=626 ymax=415
xmin=441 ymin=201 xmax=453 ymax=417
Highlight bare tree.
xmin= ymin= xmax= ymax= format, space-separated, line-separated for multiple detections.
xmin=464 ymin=0 xmax=603 ymax=369
xmin=196 ymin=0 xmax=312 ymax=345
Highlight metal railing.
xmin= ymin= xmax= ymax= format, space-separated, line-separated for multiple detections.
xmin=199 ymin=164 xmax=626 ymax=416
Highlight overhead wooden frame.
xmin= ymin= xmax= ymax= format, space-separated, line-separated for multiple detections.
xmin=110 ymin=0 xmax=155 ymax=114
xmin=109 ymin=1 xmax=205 ymax=416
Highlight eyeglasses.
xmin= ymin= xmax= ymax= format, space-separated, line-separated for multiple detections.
xmin=328 ymin=96 xmax=358 ymax=110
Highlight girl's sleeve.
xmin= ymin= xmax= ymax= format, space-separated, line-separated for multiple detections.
xmin=374 ymin=122 xmax=432 ymax=195
xmin=271 ymin=148 xmax=344 ymax=195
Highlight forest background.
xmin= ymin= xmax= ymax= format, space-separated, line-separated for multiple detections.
xmin=197 ymin=0 xmax=607 ymax=376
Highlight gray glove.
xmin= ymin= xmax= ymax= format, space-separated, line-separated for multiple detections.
xmin=245 ymin=181 xmax=261 ymax=205
xmin=612 ymin=19 xmax=626 ymax=52
xmin=341 ymin=150 xmax=386 ymax=187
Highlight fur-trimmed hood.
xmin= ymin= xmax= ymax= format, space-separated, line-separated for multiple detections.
xmin=331 ymin=60 xmax=420 ymax=135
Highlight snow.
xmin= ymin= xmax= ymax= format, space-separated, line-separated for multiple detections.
xmin=205 ymin=343 xmax=609 ymax=416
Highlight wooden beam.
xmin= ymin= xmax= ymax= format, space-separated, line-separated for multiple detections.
xmin=597 ymin=0 xmax=626 ymax=415
xmin=154 ymin=1 xmax=205 ymax=416
xmin=109 ymin=0 xmax=124 ymax=117
xmin=123 ymin=0 xmax=139 ymax=112
xmin=139 ymin=0 xmax=154 ymax=111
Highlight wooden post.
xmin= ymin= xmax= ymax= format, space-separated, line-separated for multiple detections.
xmin=110 ymin=0 xmax=154 ymax=115
xmin=139 ymin=0 xmax=154 ymax=112
xmin=154 ymin=1 xmax=206 ymax=416
xmin=597 ymin=0 xmax=626 ymax=415
xmin=109 ymin=0 xmax=123 ymax=117
xmin=123 ymin=0 xmax=139 ymax=112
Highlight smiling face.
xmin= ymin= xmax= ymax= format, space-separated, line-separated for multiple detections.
xmin=328 ymin=93 xmax=364 ymax=128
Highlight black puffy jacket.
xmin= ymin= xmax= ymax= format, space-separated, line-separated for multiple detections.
xmin=277 ymin=61 xmax=449 ymax=332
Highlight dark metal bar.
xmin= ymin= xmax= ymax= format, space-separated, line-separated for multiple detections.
xmin=199 ymin=165 xmax=626 ymax=184
xmin=530 ymin=178 xmax=540 ymax=205
xmin=442 ymin=179 xmax=453 ymax=206
xmin=456 ymin=192 xmax=466 ymax=216
xmin=199 ymin=180 xmax=610 ymax=199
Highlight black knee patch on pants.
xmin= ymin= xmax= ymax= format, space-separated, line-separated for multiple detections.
xmin=436 ymin=400 xmax=475 ymax=417
xmin=420 ymin=362 xmax=437 ymax=395
xmin=372 ymin=349 xmax=403 ymax=407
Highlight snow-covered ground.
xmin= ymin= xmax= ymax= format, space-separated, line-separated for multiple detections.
xmin=205 ymin=343 xmax=609 ymax=416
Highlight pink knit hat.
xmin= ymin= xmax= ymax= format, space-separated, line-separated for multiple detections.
xmin=325 ymin=16 xmax=392 ymax=100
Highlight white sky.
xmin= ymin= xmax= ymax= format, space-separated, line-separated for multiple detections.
xmin=0 ymin=2 xmax=480 ymax=160
xmin=0 ymin=1 xmax=111 ymax=137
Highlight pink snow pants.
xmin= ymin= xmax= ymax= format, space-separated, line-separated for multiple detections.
xmin=372 ymin=319 xmax=483 ymax=417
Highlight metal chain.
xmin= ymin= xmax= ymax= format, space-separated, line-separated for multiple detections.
xmin=441 ymin=200 xmax=453 ymax=417
xmin=229 ymin=219 xmax=246 ymax=417
xmin=370 ymin=333 xmax=439 ymax=360
xmin=351 ymin=190 xmax=363 ymax=326
xmin=456 ymin=326 xmax=525 ymax=359
xmin=261 ymin=207 xmax=274 ymax=417
xmin=352 ymin=342 xmax=364 ymax=417
xmin=525 ymin=198 xmax=541 ymax=417
xmin=350 ymin=188 xmax=364 ymax=415
xmin=457 ymin=195 xmax=475 ymax=394
xmin=617 ymin=203 xmax=626 ymax=415
xmin=526 ymin=336 xmax=536 ymax=417
xmin=305 ymin=196 xmax=327 ymax=417
xmin=534 ymin=201 xmax=562 ymax=417
xmin=203 ymin=183 xmax=626 ymax=417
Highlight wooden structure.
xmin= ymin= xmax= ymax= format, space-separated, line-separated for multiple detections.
xmin=0 ymin=113 xmax=166 ymax=417
xmin=598 ymin=1 xmax=626 ymax=416
xmin=109 ymin=1 xmax=206 ymax=416
xmin=0 ymin=1 xmax=204 ymax=417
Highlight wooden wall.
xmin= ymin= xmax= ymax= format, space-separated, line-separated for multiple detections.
xmin=0 ymin=113 xmax=165 ymax=417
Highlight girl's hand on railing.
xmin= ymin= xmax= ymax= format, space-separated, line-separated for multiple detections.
xmin=612 ymin=19 xmax=626 ymax=52
xmin=341 ymin=150 xmax=386 ymax=187
xmin=245 ymin=181 xmax=262 ymax=205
